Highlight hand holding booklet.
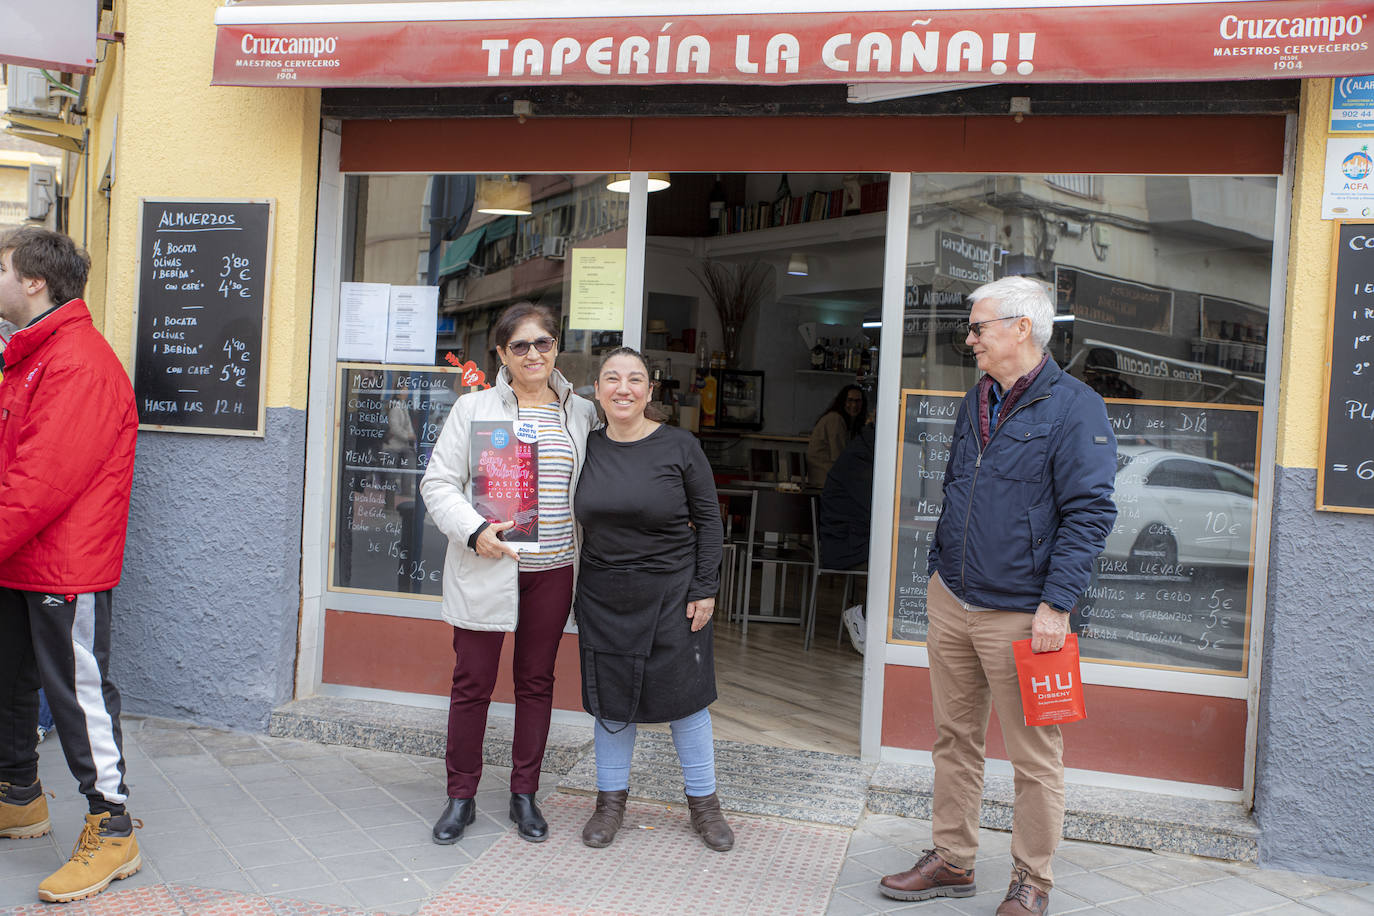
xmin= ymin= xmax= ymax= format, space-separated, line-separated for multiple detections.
xmin=469 ymin=420 xmax=540 ymax=551
xmin=1012 ymin=633 xmax=1087 ymax=727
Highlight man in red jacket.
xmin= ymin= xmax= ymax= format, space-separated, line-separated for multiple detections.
xmin=0 ymin=227 xmax=141 ymax=904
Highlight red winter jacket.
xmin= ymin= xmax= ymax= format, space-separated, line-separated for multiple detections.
xmin=0 ymin=300 xmax=137 ymax=592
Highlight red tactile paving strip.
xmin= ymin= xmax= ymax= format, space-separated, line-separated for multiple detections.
xmin=418 ymin=793 xmax=850 ymax=916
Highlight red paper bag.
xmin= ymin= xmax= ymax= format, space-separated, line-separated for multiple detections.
xmin=1013 ymin=634 xmax=1087 ymax=726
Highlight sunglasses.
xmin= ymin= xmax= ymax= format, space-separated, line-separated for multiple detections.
xmin=958 ymin=315 xmax=1025 ymax=338
xmin=504 ymin=336 xmax=556 ymax=356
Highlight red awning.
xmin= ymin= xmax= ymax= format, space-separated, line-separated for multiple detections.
xmin=212 ymin=0 xmax=1374 ymax=88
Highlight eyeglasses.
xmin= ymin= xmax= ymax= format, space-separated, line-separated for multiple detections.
xmin=958 ymin=315 xmax=1025 ymax=339
xmin=504 ymin=336 xmax=556 ymax=356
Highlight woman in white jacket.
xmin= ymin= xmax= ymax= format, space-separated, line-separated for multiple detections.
xmin=420 ymin=302 xmax=597 ymax=845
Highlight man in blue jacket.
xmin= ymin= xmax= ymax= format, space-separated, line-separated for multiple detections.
xmin=879 ymin=277 xmax=1117 ymax=916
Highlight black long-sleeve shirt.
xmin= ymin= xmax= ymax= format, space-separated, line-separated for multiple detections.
xmin=575 ymin=424 xmax=723 ymax=601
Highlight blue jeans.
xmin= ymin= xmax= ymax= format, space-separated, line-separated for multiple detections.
xmin=37 ymin=688 xmax=54 ymax=732
xmin=594 ymin=707 xmax=716 ymax=796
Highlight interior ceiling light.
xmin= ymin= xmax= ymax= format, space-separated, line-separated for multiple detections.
xmin=787 ymin=253 xmax=810 ymax=277
xmin=606 ymin=172 xmax=671 ymax=193
xmin=476 ymin=175 xmax=532 ymax=215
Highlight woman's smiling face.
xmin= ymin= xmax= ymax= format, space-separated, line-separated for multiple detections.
xmin=595 ymin=353 xmax=652 ymax=425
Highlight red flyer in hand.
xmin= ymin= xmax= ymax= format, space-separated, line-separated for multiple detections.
xmin=469 ymin=420 xmax=539 ymax=550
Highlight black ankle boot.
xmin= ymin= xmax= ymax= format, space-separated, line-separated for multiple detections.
xmin=432 ymin=797 xmax=475 ymax=845
xmin=509 ymin=792 xmax=548 ymax=842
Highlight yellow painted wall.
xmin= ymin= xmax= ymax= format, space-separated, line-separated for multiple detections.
xmin=78 ymin=0 xmax=320 ymax=411
xmin=1278 ymin=79 xmax=1338 ymax=471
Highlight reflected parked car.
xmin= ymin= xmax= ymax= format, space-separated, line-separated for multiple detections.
xmin=1104 ymin=446 xmax=1256 ymax=570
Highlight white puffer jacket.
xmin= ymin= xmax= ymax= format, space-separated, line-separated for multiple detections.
xmin=420 ymin=366 xmax=598 ymax=631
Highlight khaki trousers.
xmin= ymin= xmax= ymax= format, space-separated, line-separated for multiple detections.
xmin=926 ymin=572 xmax=1064 ymax=892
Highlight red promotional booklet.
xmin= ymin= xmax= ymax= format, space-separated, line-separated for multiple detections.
xmin=469 ymin=420 xmax=539 ymax=550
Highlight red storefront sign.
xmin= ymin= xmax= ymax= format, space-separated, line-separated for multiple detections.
xmin=212 ymin=1 xmax=1374 ymax=88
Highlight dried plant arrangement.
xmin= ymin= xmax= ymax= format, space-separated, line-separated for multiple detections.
xmin=688 ymin=258 xmax=774 ymax=367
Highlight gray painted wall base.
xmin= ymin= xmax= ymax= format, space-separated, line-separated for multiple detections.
xmin=1257 ymin=466 xmax=1374 ymax=881
xmin=869 ymin=762 xmax=1258 ymax=863
xmin=113 ymin=407 xmax=305 ymax=731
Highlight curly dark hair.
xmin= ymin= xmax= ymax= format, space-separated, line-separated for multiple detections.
xmin=819 ymin=384 xmax=867 ymax=439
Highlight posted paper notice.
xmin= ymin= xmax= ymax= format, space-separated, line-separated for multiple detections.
xmin=569 ymin=248 xmax=626 ymax=330
xmin=337 ymin=282 xmax=390 ymax=361
xmin=385 ymin=285 xmax=439 ymax=364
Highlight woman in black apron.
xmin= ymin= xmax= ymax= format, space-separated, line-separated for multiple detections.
xmin=572 ymin=347 xmax=732 ymax=851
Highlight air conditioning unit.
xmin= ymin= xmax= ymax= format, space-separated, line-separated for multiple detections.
xmin=544 ymin=235 xmax=569 ymax=261
xmin=5 ymin=67 xmax=64 ymax=117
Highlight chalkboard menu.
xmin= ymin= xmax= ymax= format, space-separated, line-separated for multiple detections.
xmin=330 ymin=364 xmax=461 ymax=598
xmin=1318 ymin=221 xmax=1374 ymax=514
xmin=888 ymin=389 xmax=1261 ymax=675
xmin=887 ymin=390 xmax=963 ymax=644
xmin=133 ymin=199 xmax=273 ymax=436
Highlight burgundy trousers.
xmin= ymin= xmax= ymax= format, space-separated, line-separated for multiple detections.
xmin=445 ymin=564 xmax=573 ymax=798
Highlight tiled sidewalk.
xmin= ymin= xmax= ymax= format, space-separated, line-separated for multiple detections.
xmin=0 ymin=716 xmax=1370 ymax=915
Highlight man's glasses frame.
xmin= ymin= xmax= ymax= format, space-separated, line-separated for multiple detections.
xmin=505 ymin=336 xmax=557 ymax=356
xmin=958 ymin=315 xmax=1026 ymax=339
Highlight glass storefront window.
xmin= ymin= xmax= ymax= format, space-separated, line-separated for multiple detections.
xmin=888 ymin=174 xmax=1275 ymax=676
xmin=329 ymin=173 xmax=628 ymax=599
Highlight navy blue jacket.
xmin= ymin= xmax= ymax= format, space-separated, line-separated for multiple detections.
xmin=928 ymin=358 xmax=1118 ymax=614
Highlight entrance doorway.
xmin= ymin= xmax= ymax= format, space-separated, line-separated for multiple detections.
xmin=637 ymin=172 xmax=890 ymax=757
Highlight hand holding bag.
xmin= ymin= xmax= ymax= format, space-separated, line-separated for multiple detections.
xmin=1013 ymin=633 xmax=1087 ymax=726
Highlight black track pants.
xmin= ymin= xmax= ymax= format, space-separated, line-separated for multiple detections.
xmin=0 ymin=588 xmax=129 ymax=814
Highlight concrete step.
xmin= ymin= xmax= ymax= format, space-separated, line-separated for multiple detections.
xmin=557 ymin=729 xmax=875 ymax=827
xmin=270 ymin=696 xmax=1258 ymax=860
xmin=869 ymin=760 xmax=1260 ymax=863
xmin=268 ymin=695 xmax=592 ymax=777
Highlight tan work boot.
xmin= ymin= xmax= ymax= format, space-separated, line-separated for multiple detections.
xmin=0 ymin=780 xmax=51 ymax=839
xmin=38 ymin=812 xmax=142 ymax=903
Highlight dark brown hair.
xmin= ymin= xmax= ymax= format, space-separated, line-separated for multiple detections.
xmin=596 ymin=346 xmax=649 ymax=377
xmin=0 ymin=226 xmax=91 ymax=307
xmin=820 ymin=384 xmax=868 ymax=439
xmin=491 ymin=301 xmax=557 ymax=349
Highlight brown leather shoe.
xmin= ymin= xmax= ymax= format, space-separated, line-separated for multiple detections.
xmin=879 ymin=848 xmax=975 ymax=901
xmin=582 ymin=790 xmax=628 ymax=848
xmin=996 ymin=870 xmax=1050 ymax=916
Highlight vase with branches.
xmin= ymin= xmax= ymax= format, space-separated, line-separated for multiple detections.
xmin=688 ymin=259 xmax=774 ymax=368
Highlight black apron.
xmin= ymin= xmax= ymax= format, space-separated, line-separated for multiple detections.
xmin=574 ymin=561 xmax=717 ymax=725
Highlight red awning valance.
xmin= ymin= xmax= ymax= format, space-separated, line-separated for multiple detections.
xmin=212 ymin=0 xmax=1374 ymax=88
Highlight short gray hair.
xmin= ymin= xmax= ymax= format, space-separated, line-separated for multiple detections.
xmin=968 ymin=276 xmax=1054 ymax=351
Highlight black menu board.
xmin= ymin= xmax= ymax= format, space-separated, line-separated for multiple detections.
xmin=133 ymin=199 xmax=272 ymax=436
xmin=888 ymin=389 xmax=1261 ymax=675
xmin=1318 ymin=221 xmax=1374 ymax=514
xmin=330 ymin=364 xmax=462 ymax=598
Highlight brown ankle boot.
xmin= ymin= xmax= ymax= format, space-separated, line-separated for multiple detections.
xmin=582 ymin=790 xmax=628 ymax=848
xmin=685 ymin=792 xmax=734 ymax=852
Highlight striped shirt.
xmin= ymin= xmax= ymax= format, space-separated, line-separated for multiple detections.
xmin=518 ymin=402 xmax=576 ymax=571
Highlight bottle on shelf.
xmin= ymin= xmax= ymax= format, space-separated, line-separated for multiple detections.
xmin=811 ymin=337 xmax=826 ymax=369
xmin=773 ymin=174 xmax=792 ymax=228
xmin=708 ymin=175 xmax=726 ymax=236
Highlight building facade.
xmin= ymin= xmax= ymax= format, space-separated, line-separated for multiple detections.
xmin=4 ymin=0 xmax=1372 ymax=880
